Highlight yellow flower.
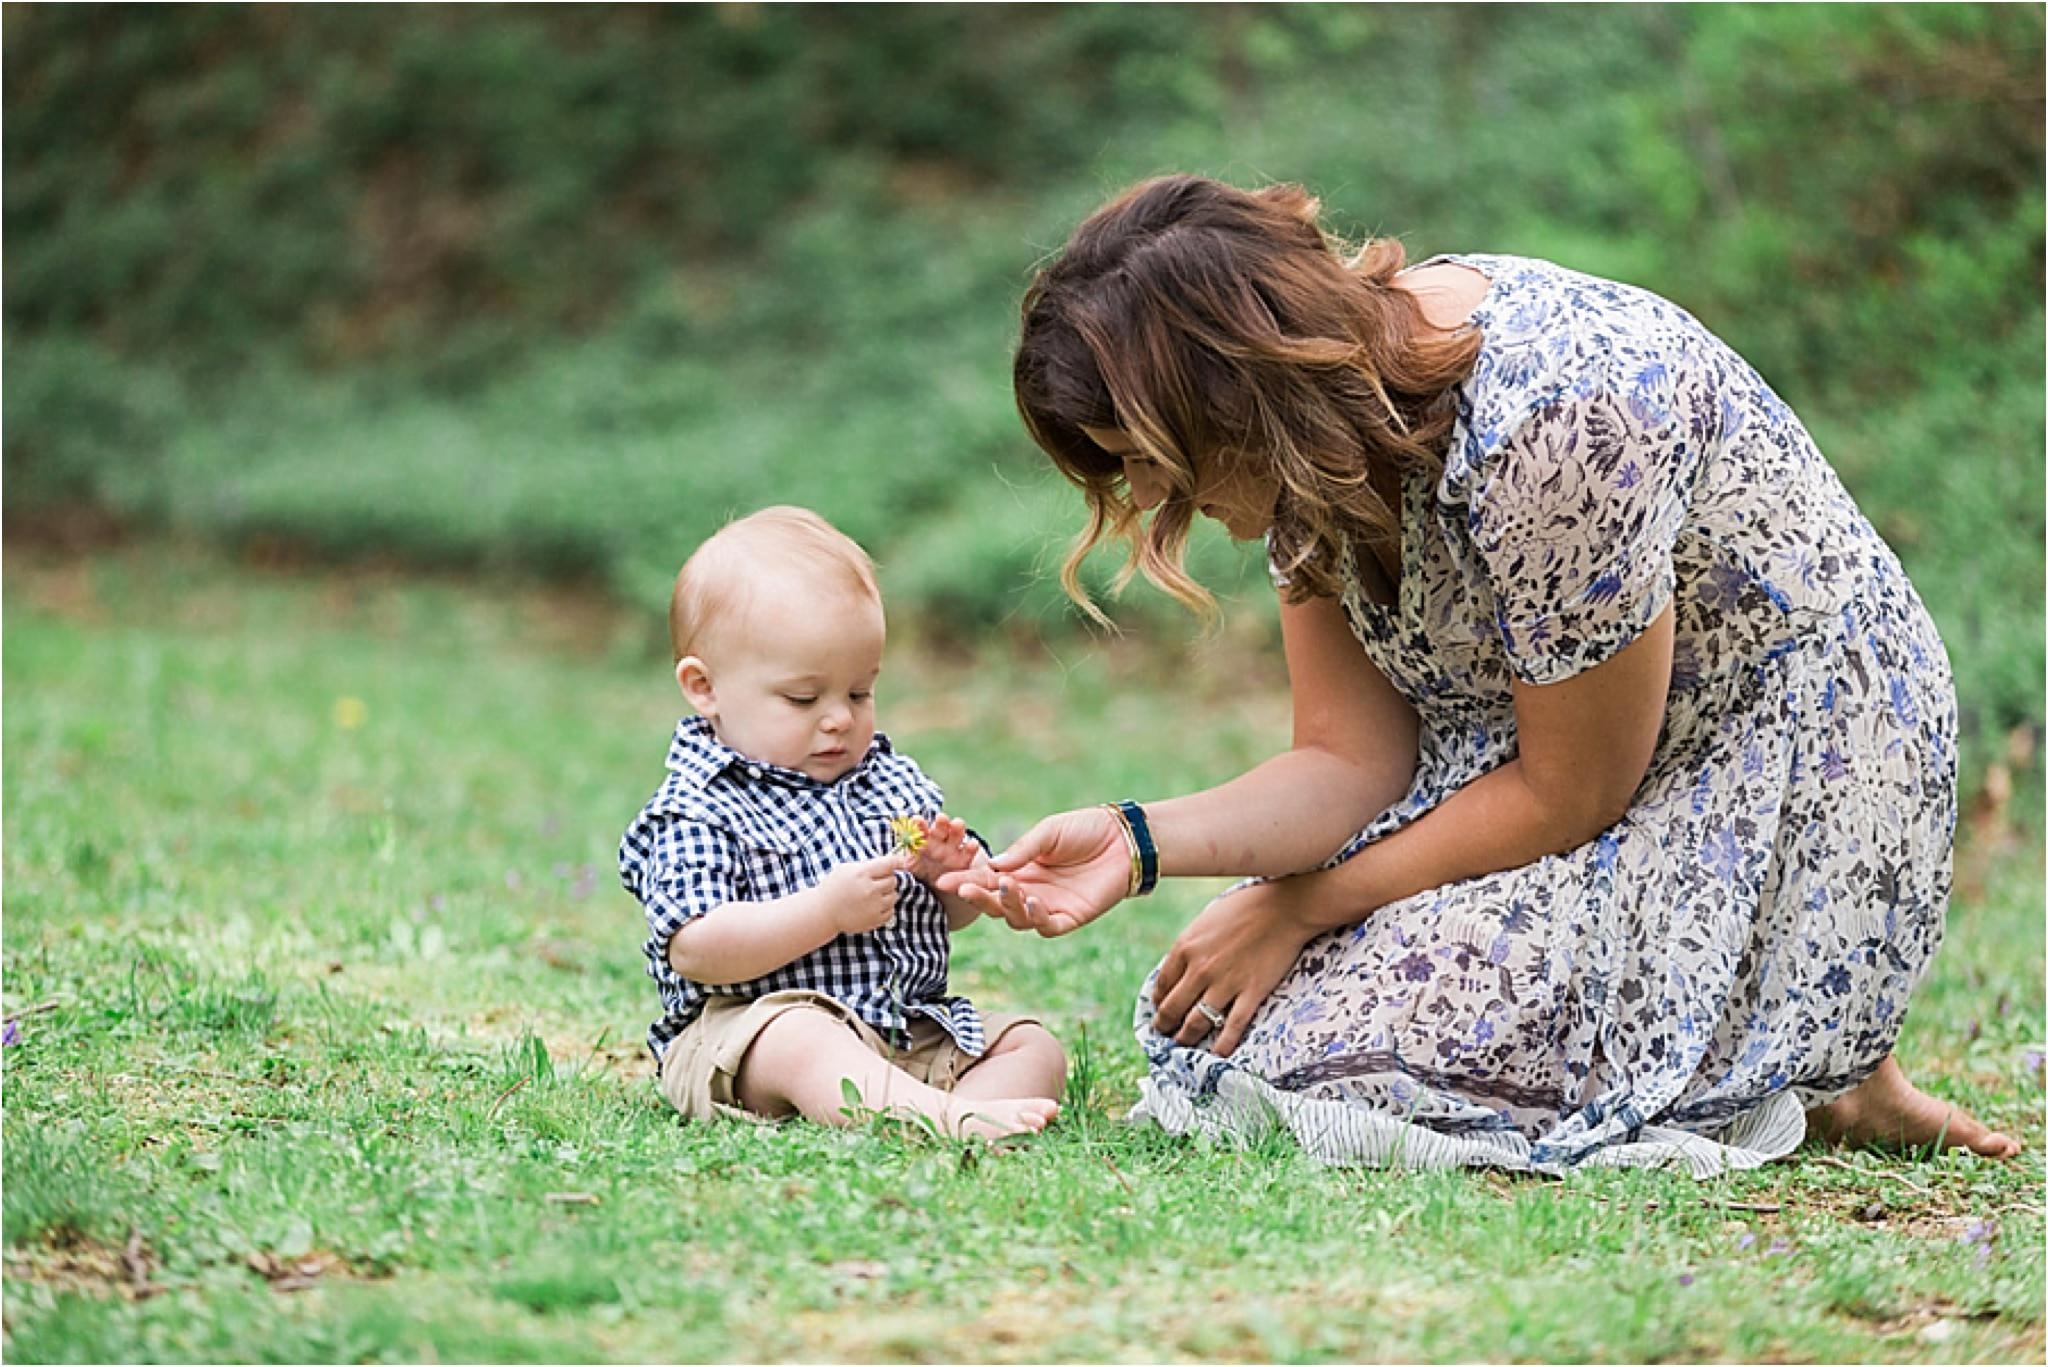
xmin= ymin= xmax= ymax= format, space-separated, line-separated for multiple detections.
xmin=887 ymin=815 xmax=927 ymax=854
xmin=333 ymin=697 xmax=368 ymax=730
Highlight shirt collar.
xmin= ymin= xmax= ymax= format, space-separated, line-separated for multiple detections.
xmin=664 ymin=715 xmax=893 ymax=791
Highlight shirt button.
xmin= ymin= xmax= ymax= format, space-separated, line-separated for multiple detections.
xmin=745 ymin=765 xmax=762 ymax=780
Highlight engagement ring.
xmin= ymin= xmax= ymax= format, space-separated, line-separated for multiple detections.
xmin=1195 ymin=1001 xmax=1227 ymax=1030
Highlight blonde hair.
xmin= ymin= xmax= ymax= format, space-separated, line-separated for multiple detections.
xmin=669 ymin=506 xmax=882 ymax=662
xmin=1013 ymin=175 xmax=1481 ymax=621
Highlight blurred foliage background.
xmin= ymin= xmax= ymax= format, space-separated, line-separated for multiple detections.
xmin=4 ymin=3 xmax=2042 ymax=789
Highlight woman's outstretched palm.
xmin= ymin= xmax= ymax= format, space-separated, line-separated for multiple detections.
xmin=939 ymin=807 xmax=1131 ymax=936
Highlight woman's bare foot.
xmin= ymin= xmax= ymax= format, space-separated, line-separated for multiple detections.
xmin=945 ymin=1095 xmax=1059 ymax=1142
xmin=1807 ymin=1056 xmax=2021 ymax=1158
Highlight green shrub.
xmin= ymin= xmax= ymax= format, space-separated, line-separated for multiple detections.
xmin=2 ymin=5 xmax=2039 ymax=758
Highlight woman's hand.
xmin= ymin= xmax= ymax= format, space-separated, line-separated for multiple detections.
xmin=1153 ymin=877 xmax=1326 ymax=1057
xmin=934 ymin=806 xmax=1131 ymax=936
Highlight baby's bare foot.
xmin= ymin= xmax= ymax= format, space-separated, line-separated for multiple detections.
xmin=947 ymin=1096 xmax=1059 ymax=1142
xmin=1808 ymin=1056 xmax=2021 ymax=1159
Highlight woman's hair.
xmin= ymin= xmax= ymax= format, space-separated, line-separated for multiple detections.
xmin=670 ymin=505 xmax=881 ymax=662
xmin=1013 ymin=174 xmax=1481 ymax=621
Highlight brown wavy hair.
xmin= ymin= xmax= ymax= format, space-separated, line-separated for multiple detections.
xmin=1013 ymin=175 xmax=1482 ymax=622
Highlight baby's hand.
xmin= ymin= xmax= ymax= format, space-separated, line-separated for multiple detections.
xmin=905 ymin=813 xmax=980 ymax=884
xmin=818 ymin=853 xmax=906 ymax=935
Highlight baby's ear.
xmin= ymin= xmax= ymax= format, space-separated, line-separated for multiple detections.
xmin=675 ymin=656 xmax=717 ymax=717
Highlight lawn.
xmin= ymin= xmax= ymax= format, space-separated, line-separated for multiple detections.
xmin=3 ymin=543 xmax=2043 ymax=1363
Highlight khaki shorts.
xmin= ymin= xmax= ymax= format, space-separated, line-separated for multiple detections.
xmin=657 ymin=990 xmax=1042 ymax=1124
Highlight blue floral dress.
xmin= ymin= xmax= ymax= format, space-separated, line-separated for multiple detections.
xmin=1132 ymin=254 xmax=1959 ymax=1176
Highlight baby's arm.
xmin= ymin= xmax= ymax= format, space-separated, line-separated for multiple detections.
xmin=668 ymin=853 xmax=906 ymax=984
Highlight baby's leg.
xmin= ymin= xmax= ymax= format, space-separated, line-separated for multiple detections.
xmin=734 ymin=1008 xmax=1053 ymax=1140
xmin=951 ymin=1023 xmax=1066 ymax=1105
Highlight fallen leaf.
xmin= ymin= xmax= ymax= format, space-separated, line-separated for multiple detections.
xmin=1919 ymin=1319 xmax=1960 ymax=1345
xmin=826 ymin=1260 xmax=890 ymax=1281
xmin=120 ymin=1229 xmax=158 ymax=1299
xmin=247 ymin=1251 xmax=335 ymax=1287
xmin=2007 ymin=723 xmax=2039 ymax=771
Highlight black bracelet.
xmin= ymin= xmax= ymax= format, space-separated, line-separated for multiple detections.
xmin=1116 ymin=799 xmax=1159 ymax=896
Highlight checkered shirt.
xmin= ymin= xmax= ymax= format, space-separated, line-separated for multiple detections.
xmin=619 ymin=716 xmax=986 ymax=1068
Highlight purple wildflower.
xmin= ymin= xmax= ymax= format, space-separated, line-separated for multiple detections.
xmin=2 ymin=1019 xmax=18 ymax=1047
xmin=2022 ymin=1049 xmax=2044 ymax=1076
xmin=1737 ymin=1233 xmax=1756 ymax=1251
xmin=1677 ymin=1273 xmax=1695 ymax=1287
xmin=1964 ymin=1221 xmax=1999 ymax=1269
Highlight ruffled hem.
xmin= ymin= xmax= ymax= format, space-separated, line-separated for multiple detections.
xmin=1128 ymin=1063 xmax=1807 ymax=1179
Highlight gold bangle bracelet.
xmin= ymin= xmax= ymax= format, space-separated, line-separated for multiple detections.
xmin=1101 ymin=803 xmax=1142 ymax=899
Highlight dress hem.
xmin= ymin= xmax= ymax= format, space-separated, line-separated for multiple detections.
xmin=1129 ymin=1067 xmax=1809 ymax=1179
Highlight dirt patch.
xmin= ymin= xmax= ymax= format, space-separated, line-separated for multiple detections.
xmin=2 ymin=506 xmax=135 ymax=558
xmin=243 ymin=1247 xmax=366 ymax=1294
xmin=13 ymin=555 xmax=113 ymax=627
xmin=6 ymin=1229 xmax=160 ymax=1302
xmin=459 ymin=1005 xmax=657 ymax=1085
xmin=783 ymin=1274 xmax=1440 ymax=1363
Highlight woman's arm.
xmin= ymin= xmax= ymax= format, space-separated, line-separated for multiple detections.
xmin=1147 ymin=591 xmax=1422 ymax=879
xmin=1150 ymin=603 xmax=1675 ymax=1053
xmin=1277 ymin=602 xmax=1673 ymax=933
xmin=941 ymin=591 xmax=1420 ymax=929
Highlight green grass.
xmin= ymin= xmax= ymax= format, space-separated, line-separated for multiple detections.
xmin=4 ymin=544 xmax=2043 ymax=1363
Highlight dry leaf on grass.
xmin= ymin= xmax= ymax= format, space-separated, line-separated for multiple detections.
xmin=246 ymin=1250 xmax=337 ymax=1293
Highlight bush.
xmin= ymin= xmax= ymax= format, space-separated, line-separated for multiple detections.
xmin=3 ymin=6 xmax=2039 ymax=751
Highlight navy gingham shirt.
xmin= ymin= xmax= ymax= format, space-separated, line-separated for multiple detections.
xmin=619 ymin=716 xmax=986 ymax=1067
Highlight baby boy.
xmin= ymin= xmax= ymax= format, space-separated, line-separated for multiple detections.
xmin=619 ymin=506 xmax=1065 ymax=1139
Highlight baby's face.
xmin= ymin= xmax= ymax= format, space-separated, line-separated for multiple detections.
xmin=689 ymin=587 xmax=886 ymax=784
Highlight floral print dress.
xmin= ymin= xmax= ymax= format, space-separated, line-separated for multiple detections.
xmin=1132 ymin=254 xmax=1959 ymax=1176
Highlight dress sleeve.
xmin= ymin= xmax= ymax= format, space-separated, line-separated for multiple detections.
xmin=1264 ymin=531 xmax=1293 ymax=593
xmin=1466 ymin=381 xmax=1695 ymax=686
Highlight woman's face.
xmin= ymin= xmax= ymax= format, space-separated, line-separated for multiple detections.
xmin=1081 ymin=425 xmax=1278 ymax=542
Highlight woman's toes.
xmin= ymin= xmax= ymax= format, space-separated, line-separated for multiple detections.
xmin=1971 ymin=1129 xmax=2022 ymax=1159
xmin=1809 ymin=1061 xmax=2021 ymax=1159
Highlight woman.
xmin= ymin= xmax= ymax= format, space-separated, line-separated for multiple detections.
xmin=942 ymin=176 xmax=2018 ymax=1173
